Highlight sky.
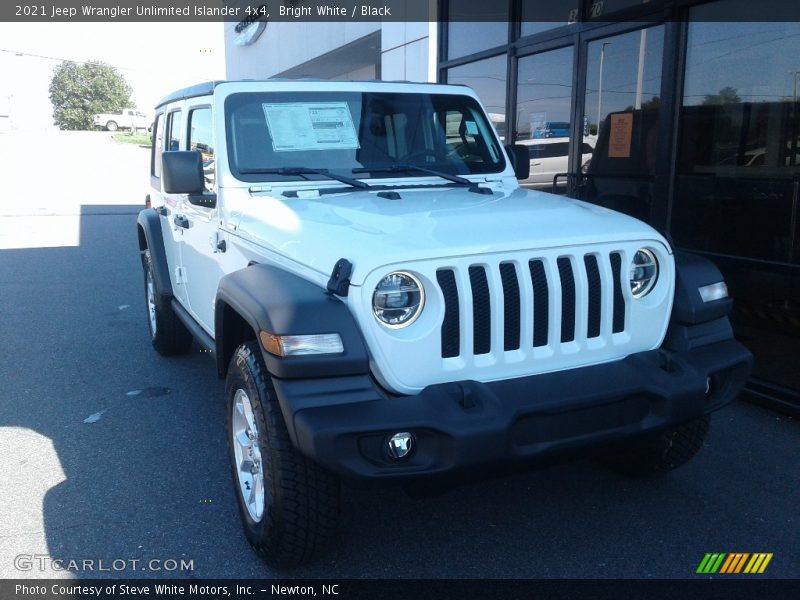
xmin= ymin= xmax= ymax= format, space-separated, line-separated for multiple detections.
xmin=0 ymin=23 xmax=226 ymax=130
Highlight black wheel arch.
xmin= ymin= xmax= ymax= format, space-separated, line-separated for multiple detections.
xmin=215 ymin=264 xmax=370 ymax=380
xmin=671 ymin=250 xmax=734 ymax=325
xmin=137 ymin=208 xmax=173 ymax=301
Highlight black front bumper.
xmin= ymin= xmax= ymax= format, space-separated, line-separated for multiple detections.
xmin=270 ymin=338 xmax=752 ymax=483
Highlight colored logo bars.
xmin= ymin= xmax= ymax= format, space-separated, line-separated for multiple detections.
xmin=696 ymin=553 xmax=773 ymax=574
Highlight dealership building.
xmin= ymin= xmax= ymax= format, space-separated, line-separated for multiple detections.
xmin=225 ymin=0 xmax=800 ymax=411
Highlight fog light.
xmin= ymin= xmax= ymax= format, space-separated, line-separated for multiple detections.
xmin=387 ymin=432 xmax=415 ymax=460
xmin=705 ymin=376 xmax=713 ymax=397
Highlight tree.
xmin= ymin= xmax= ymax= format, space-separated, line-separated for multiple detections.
xmin=624 ymin=96 xmax=661 ymax=112
xmin=702 ymin=86 xmax=741 ymax=106
xmin=49 ymin=61 xmax=133 ymax=130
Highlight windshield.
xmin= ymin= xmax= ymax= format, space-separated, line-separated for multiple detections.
xmin=224 ymin=91 xmax=506 ymax=183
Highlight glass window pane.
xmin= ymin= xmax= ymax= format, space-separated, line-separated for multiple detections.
xmin=152 ymin=113 xmax=164 ymax=178
xmin=167 ymin=111 xmax=182 ymax=152
xmin=447 ymin=22 xmax=509 ymax=60
xmin=446 ymin=55 xmax=507 ymax=141
xmin=673 ymin=18 xmax=800 ymax=263
xmin=585 ymin=26 xmax=663 ymax=147
xmin=189 ymin=108 xmax=213 ymax=154
xmin=224 ymin=91 xmax=506 ymax=180
xmin=446 ymin=1 xmax=508 ymax=59
xmin=189 ymin=108 xmax=215 ymax=192
xmin=581 ymin=26 xmax=664 ymax=220
xmin=671 ymin=5 xmax=800 ymax=394
xmin=516 ymin=46 xmax=573 ymax=141
xmin=515 ymin=46 xmax=576 ymax=192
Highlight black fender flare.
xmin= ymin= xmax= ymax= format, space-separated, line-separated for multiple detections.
xmin=663 ymin=251 xmax=742 ymax=353
xmin=671 ymin=250 xmax=733 ymax=325
xmin=215 ymin=264 xmax=370 ymax=379
xmin=137 ymin=208 xmax=173 ymax=300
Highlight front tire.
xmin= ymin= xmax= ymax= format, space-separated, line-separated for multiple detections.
xmin=142 ymin=249 xmax=192 ymax=355
xmin=597 ymin=416 xmax=710 ymax=476
xmin=226 ymin=342 xmax=340 ymax=567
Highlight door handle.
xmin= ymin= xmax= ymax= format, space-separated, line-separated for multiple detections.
xmin=173 ymin=215 xmax=190 ymax=229
xmin=209 ymin=233 xmax=226 ymax=253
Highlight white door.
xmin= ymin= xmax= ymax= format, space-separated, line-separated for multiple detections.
xmin=177 ymin=105 xmax=222 ymax=334
xmin=157 ymin=108 xmax=189 ymax=306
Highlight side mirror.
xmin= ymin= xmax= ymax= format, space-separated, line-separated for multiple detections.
xmin=162 ymin=151 xmax=204 ymax=194
xmin=504 ymin=144 xmax=530 ymax=180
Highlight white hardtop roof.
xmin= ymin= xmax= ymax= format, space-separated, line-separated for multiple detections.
xmin=156 ymin=79 xmax=477 ymax=109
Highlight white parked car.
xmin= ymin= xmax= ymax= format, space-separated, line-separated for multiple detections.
xmin=517 ymin=137 xmax=594 ymax=190
xmin=93 ymin=108 xmax=149 ymax=131
xmin=137 ymin=80 xmax=751 ymax=567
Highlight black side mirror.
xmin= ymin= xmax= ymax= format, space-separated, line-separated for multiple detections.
xmin=162 ymin=151 xmax=204 ymax=194
xmin=504 ymin=144 xmax=530 ymax=180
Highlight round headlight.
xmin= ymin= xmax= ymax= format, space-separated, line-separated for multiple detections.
xmin=629 ymin=248 xmax=659 ymax=298
xmin=373 ymin=271 xmax=425 ymax=328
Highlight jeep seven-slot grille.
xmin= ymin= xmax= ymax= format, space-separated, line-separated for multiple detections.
xmin=437 ymin=252 xmax=626 ymax=358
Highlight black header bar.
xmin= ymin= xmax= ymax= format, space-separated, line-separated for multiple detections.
xmin=3 ymin=0 xmax=800 ymax=22
xmin=3 ymin=579 xmax=800 ymax=600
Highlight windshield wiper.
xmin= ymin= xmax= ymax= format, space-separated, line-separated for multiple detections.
xmin=239 ymin=166 xmax=370 ymax=190
xmin=352 ymin=164 xmax=492 ymax=195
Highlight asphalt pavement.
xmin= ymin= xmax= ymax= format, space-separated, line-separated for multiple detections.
xmin=0 ymin=131 xmax=797 ymax=580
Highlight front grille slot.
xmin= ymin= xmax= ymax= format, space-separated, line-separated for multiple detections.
xmin=610 ymin=252 xmax=626 ymax=333
xmin=584 ymin=255 xmax=602 ymax=339
xmin=469 ymin=266 xmax=491 ymax=355
xmin=557 ymin=257 xmax=576 ymax=343
xmin=437 ymin=269 xmax=460 ymax=358
xmin=500 ymin=263 xmax=521 ymax=351
xmin=529 ymin=260 xmax=549 ymax=347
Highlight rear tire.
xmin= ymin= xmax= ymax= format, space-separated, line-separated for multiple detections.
xmin=597 ymin=416 xmax=710 ymax=476
xmin=106 ymin=120 xmax=118 ymax=132
xmin=142 ymin=249 xmax=193 ymax=356
xmin=226 ymin=342 xmax=340 ymax=567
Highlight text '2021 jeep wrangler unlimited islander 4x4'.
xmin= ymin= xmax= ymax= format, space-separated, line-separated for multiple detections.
xmin=137 ymin=80 xmax=752 ymax=567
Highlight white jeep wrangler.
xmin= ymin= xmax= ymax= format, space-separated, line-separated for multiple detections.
xmin=137 ymin=80 xmax=751 ymax=566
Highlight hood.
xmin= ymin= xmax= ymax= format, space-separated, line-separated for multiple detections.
xmin=232 ymin=185 xmax=669 ymax=285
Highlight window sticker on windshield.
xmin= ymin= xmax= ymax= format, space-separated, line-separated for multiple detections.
xmin=262 ymin=102 xmax=359 ymax=152
xmin=465 ymin=120 xmax=479 ymax=135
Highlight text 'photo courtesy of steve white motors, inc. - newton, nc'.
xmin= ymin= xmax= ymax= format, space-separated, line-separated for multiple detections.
xmin=14 ymin=583 xmax=339 ymax=597
xmin=9 ymin=1 xmax=405 ymax=20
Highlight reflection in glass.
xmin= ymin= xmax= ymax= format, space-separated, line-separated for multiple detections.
xmin=189 ymin=108 xmax=215 ymax=192
xmin=515 ymin=46 xmax=581 ymax=192
xmin=674 ymin=19 xmax=800 ymax=262
xmin=585 ymin=26 xmax=663 ymax=139
xmin=446 ymin=55 xmax=508 ymax=141
xmin=448 ymin=22 xmax=508 ymax=60
xmin=516 ymin=46 xmax=573 ymax=141
xmin=671 ymin=9 xmax=800 ymax=396
xmin=446 ymin=0 xmax=507 ymax=58
xmin=580 ymin=26 xmax=664 ymax=221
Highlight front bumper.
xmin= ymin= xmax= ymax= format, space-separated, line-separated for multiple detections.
xmin=270 ymin=338 xmax=751 ymax=483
